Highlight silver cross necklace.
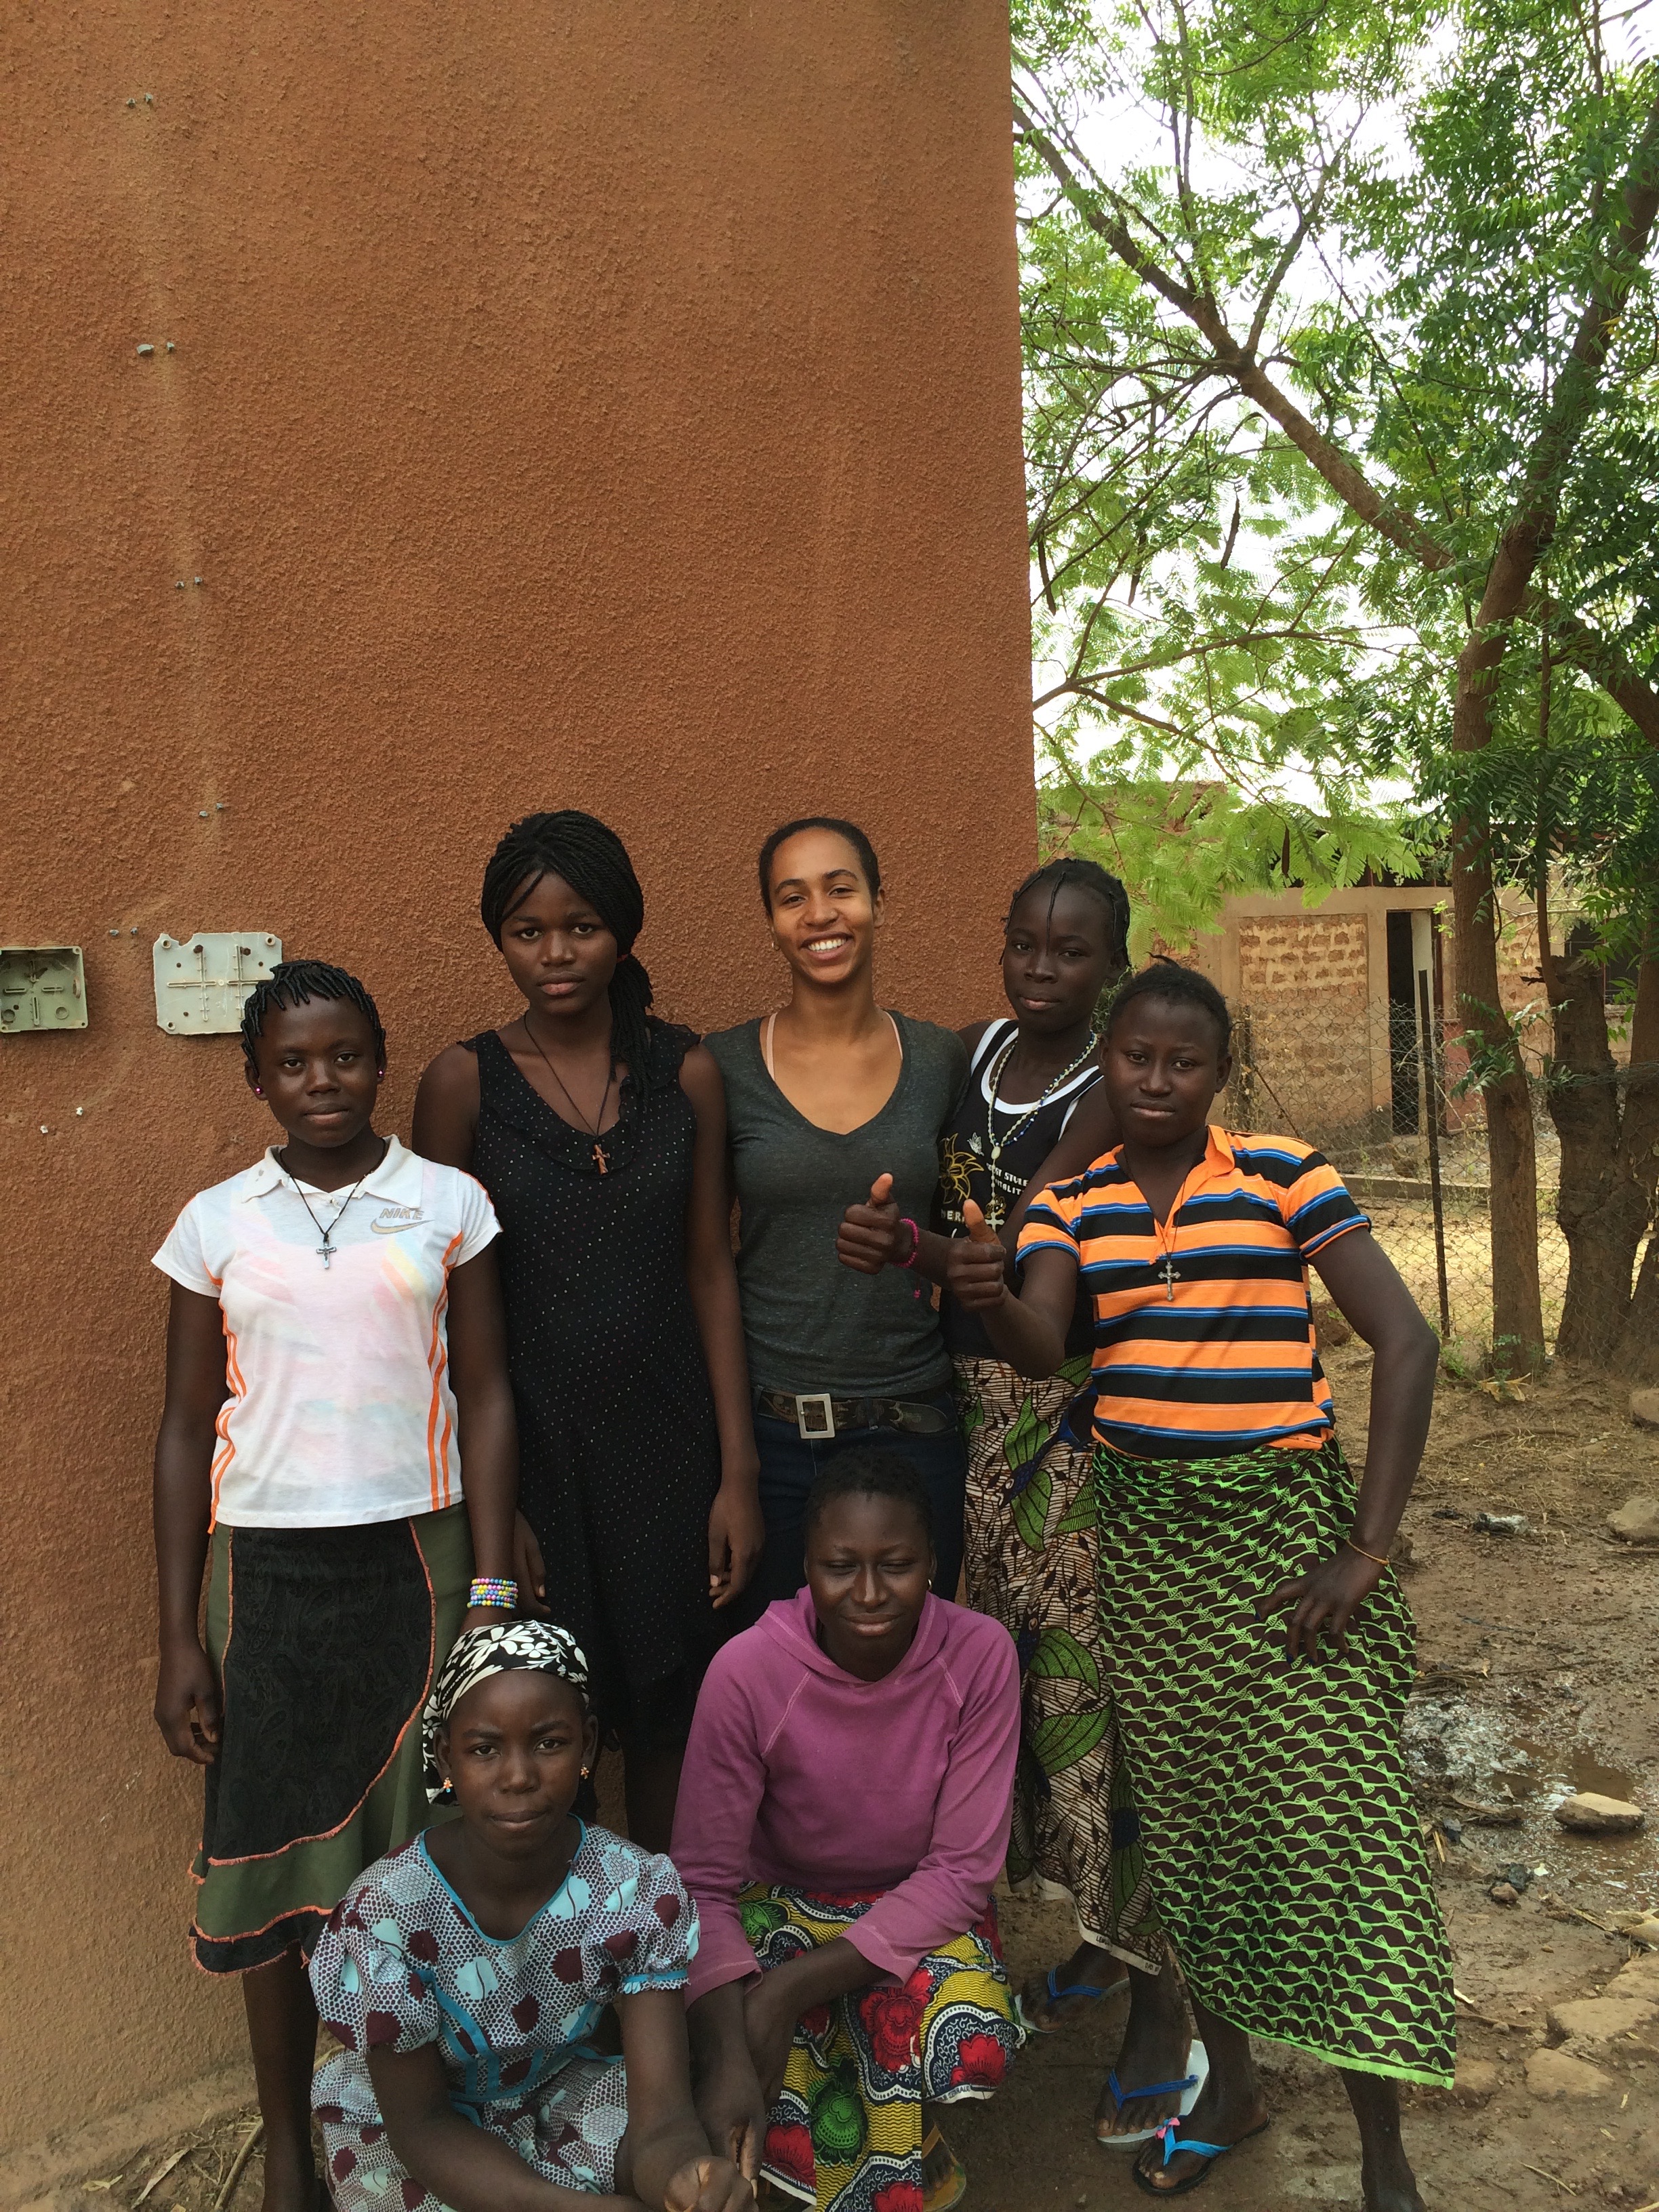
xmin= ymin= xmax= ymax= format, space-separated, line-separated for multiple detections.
xmin=279 ymin=1144 xmax=385 ymax=1267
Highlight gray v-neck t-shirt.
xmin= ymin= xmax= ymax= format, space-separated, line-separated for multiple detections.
xmin=705 ymin=1012 xmax=968 ymax=1398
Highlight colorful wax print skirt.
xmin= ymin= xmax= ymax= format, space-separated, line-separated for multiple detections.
xmin=1092 ymin=1435 xmax=1456 ymax=2085
xmin=955 ymin=1355 xmax=1160 ymax=1969
xmin=743 ymin=1883 xmax=1022 ymax=2212
xmin=192 ymin=1503 xmax=470 ymax=1973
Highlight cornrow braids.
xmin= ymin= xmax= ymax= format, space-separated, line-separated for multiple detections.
xmin=479 ymin=810 xmax=659 ymax=1090
xmin=757 ymin=817 xmax=882 ymax=911
xmin=1104 ymin=957 xmax=1232 ymax=1053
xmin=240 ymin=960 xmax=386 ymax=1077
xmin=1007 ymin=857 xmax=1131 ymax=974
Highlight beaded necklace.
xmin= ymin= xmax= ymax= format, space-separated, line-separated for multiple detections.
xmin=980 ymin=1028 xmax=1099 ymax=1229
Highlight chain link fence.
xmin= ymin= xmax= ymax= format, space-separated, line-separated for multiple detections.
xmin=1221 ymin=993 xmax=1576 ymax=1359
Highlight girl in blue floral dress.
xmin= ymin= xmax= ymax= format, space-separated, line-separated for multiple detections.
xmin=309 ymin=1622 xmax=753 ymax=2212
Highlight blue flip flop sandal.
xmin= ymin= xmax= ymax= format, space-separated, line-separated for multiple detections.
xmin=1097 ymin=2039 xmax=1209 ymax=2146
xmin=1020 ymin=1963 xmax=1127 ymax=2033
xmin=1129 ymin=2114 xmax=1271 ymax=2197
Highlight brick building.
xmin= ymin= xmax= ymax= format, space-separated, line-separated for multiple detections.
xmin=1181 ymin=882 xmax=1562 ymax=1153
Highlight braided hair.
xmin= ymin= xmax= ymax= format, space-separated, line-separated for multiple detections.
xmin=1104 ymin=957 xmax=1232 ymax=1052
xmin=240 ymin=960 xmax=386 ymax=1078
xmin=1007 ymin=857 xmax=1131 ymax=975
xmin=479 ymin=811 xmax=657 ymax=1088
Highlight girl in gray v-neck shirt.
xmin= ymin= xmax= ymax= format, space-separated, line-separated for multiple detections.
xmin=704 ymin=1012 xmax=967 ymax=1399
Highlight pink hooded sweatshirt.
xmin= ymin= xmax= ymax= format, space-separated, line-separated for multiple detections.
xmin=670 ymin=1587 xmax=1020 ymax=2005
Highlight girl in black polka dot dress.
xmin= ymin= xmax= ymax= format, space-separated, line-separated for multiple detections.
xmin=415 ymin=812 xmax=762 ymax=1852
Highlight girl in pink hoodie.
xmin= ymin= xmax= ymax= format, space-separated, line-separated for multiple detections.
xmin=670 ymin=1450 xmax=1023 ymax=2212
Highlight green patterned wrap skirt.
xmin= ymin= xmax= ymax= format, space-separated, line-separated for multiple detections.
xmin=956 ymin=1355 xmax=1161 ymax=1970
xmin=1092 ymin=1435 xmax=1456 ymax=2085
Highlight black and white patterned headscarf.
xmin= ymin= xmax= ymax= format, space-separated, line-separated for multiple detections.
xmin=422 ymin=1619 xmax=589 ymax=1801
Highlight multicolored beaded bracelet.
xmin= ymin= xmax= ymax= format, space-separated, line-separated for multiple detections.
xmin=468 ymin=1576 xmax=518 ymax=1610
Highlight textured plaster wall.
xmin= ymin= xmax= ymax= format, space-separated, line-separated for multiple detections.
xmin=0 ymin=1 xmax=1033 ymax=2148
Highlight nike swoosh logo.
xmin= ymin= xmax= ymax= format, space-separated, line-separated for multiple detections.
xmin=370 ymin=1217 xmax=424 ymax=1234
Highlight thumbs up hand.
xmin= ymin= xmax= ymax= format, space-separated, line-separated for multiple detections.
xmin=836 ymin=1171 xmax=910 ymax=1275
xmin=947 ymin=1198 xmax=1011 ymax=1310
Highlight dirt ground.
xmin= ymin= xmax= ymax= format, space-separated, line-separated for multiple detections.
xmin=35 ymin=1355 xmax=1659 ymax=2212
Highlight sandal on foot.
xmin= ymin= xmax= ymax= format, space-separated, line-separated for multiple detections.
xmin=1097 ymin=2040 xmax=1208 ymax=2147
xmin=920 ymin=2125 xmax=968 ymax=2212
xmin=1130 ymin=2114 xmax=1270 ymax=2198
xmin=1019 ymin=1962 xmax=1128 ymax=2033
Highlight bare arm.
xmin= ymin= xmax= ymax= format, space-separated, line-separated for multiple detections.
xmin=412 ymin=1044 xmax=482 ymax=1172
xmin=684 ymin=1938 xmax=877 ymax=2182
xmin=367 ymin=2042 xmax=624 ymax=2212
xmin=152 ymin=1284 xmax=230 ymax=1764
xmin=1261 ymin=1229 xmax=1439 ymax=1660
xmin=678 ymin=1047 xmax=762 ymax=1611
xmin=615 ymin=1986 xmax=754 ymax=2212
xmin=944 ymin=1231 xmax=1079 ymax=1377
xmin=445 ymin=1246 xmax=520 ymax=1626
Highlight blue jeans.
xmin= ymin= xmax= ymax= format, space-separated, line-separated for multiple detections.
xmin=733 ymin=1388 xmax=967 ymax=1629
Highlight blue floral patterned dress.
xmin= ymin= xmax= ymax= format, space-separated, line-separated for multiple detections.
xmin=309 ymin=1824 xmax=697 ymax=2207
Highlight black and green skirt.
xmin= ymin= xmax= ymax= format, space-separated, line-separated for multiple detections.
xmin=191 ymin=1504 xmax=470 ymax=1974
xmin=1093 ymin=1437 xmax=1455 ymax=2086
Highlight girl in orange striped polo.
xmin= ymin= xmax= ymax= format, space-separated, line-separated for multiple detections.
xmin=948 ymin=960 xmax=1451 ymax=2209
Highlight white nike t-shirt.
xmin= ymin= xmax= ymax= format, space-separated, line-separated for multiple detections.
xmin=153 ymin=1136 xmax=500 ymax=1529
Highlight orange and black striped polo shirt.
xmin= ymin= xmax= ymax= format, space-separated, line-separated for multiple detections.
xmin=1016 ymin=1126 xmax=1368 ymax=1458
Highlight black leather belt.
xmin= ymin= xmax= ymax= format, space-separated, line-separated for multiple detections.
xmin=756 ymin=1389 xmax=955 ymax=1441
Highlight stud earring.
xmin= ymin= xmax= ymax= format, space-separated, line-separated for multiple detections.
xmin=254 ymin=1086 xmax=264 ymax=1096
xmin=580 ymin=1765 xmax=591 ymax=1779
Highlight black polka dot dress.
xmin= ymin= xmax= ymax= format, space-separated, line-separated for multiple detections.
xmin=468 ymin=1023 xmax=722 ymax=1746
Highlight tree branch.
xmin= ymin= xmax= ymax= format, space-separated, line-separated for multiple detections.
xmin=1012 ymin=92 xmax=1456 ymax=571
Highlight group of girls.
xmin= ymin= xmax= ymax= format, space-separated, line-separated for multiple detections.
xmin=152 ymin=806 xmax=1454 ymax=2212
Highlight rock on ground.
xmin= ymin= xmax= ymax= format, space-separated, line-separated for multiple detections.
xmin=1607 ymin=1492 xmax=1659 ymax=1540
xmin=1525 ymin=2047 xmax=1616 ymax=2098
xmin=1553 ymin=1791 xmax=1646 ymax=1833
xmin=1547 ymin=1996 xmax=1658 ymax=2044
xmin=1629 ymin=1389 xmax=1659 ymax=1431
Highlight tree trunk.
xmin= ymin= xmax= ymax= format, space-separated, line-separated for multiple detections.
xmin=1449 ymin=842 xmax=1544 ymax=1368
xmin=1549 ymin=958 xmax=1653 ymax=1360
xmin=1610 ymin=955 xmax=1659 ymax=1378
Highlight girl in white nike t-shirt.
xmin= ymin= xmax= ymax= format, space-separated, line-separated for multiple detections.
xmin=151 ymin=959 xmax=520 ymax=2212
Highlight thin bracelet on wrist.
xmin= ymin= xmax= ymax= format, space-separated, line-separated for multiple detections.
xmin=468 ymin=1576 xmax=518 ymax=1610
xmin=1343 ymin=1538 xmax=1389 ymax=1568
xmin=893 ymin=1217 xmax=922 ymax=1269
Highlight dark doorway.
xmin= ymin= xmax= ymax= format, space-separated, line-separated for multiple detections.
xmin=1386 ymin=911 xmax=1420 ymax=1134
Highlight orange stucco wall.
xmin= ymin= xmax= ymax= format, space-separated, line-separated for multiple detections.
xmin=0 ymin=2 xmax=1033 ymax=2150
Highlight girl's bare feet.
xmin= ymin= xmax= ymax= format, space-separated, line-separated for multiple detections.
xmin=1094 ymin=1963 xmax=1194 ymax=2140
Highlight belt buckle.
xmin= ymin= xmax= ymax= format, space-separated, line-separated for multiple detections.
xmin=796 ymin=1393 xmax=836 ymax=1441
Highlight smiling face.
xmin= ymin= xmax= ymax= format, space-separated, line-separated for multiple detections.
xmin=1101 ymin=994 xmax=1232 ymax=1152
xmin=244 ymin=997 xmax=383 ymax=1148
xmin=806 ymin=1490 xmax=935 ymax=1681
xmin=1002 ymin=881 xmax=1122 ymax=1038
xmin=435 ymin=1671 xmax=598 ymax=1863
xmin=764 ymin=827 xmax=880 ymax=991
xmin=495 ymin=869 xmax=619 ymax=1025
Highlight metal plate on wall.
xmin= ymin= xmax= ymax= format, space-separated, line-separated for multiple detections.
xmin=0 ymin=945 xmax=87 ymax=1033
xmin=153 ymin=933 xmax=283 ymax=1033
